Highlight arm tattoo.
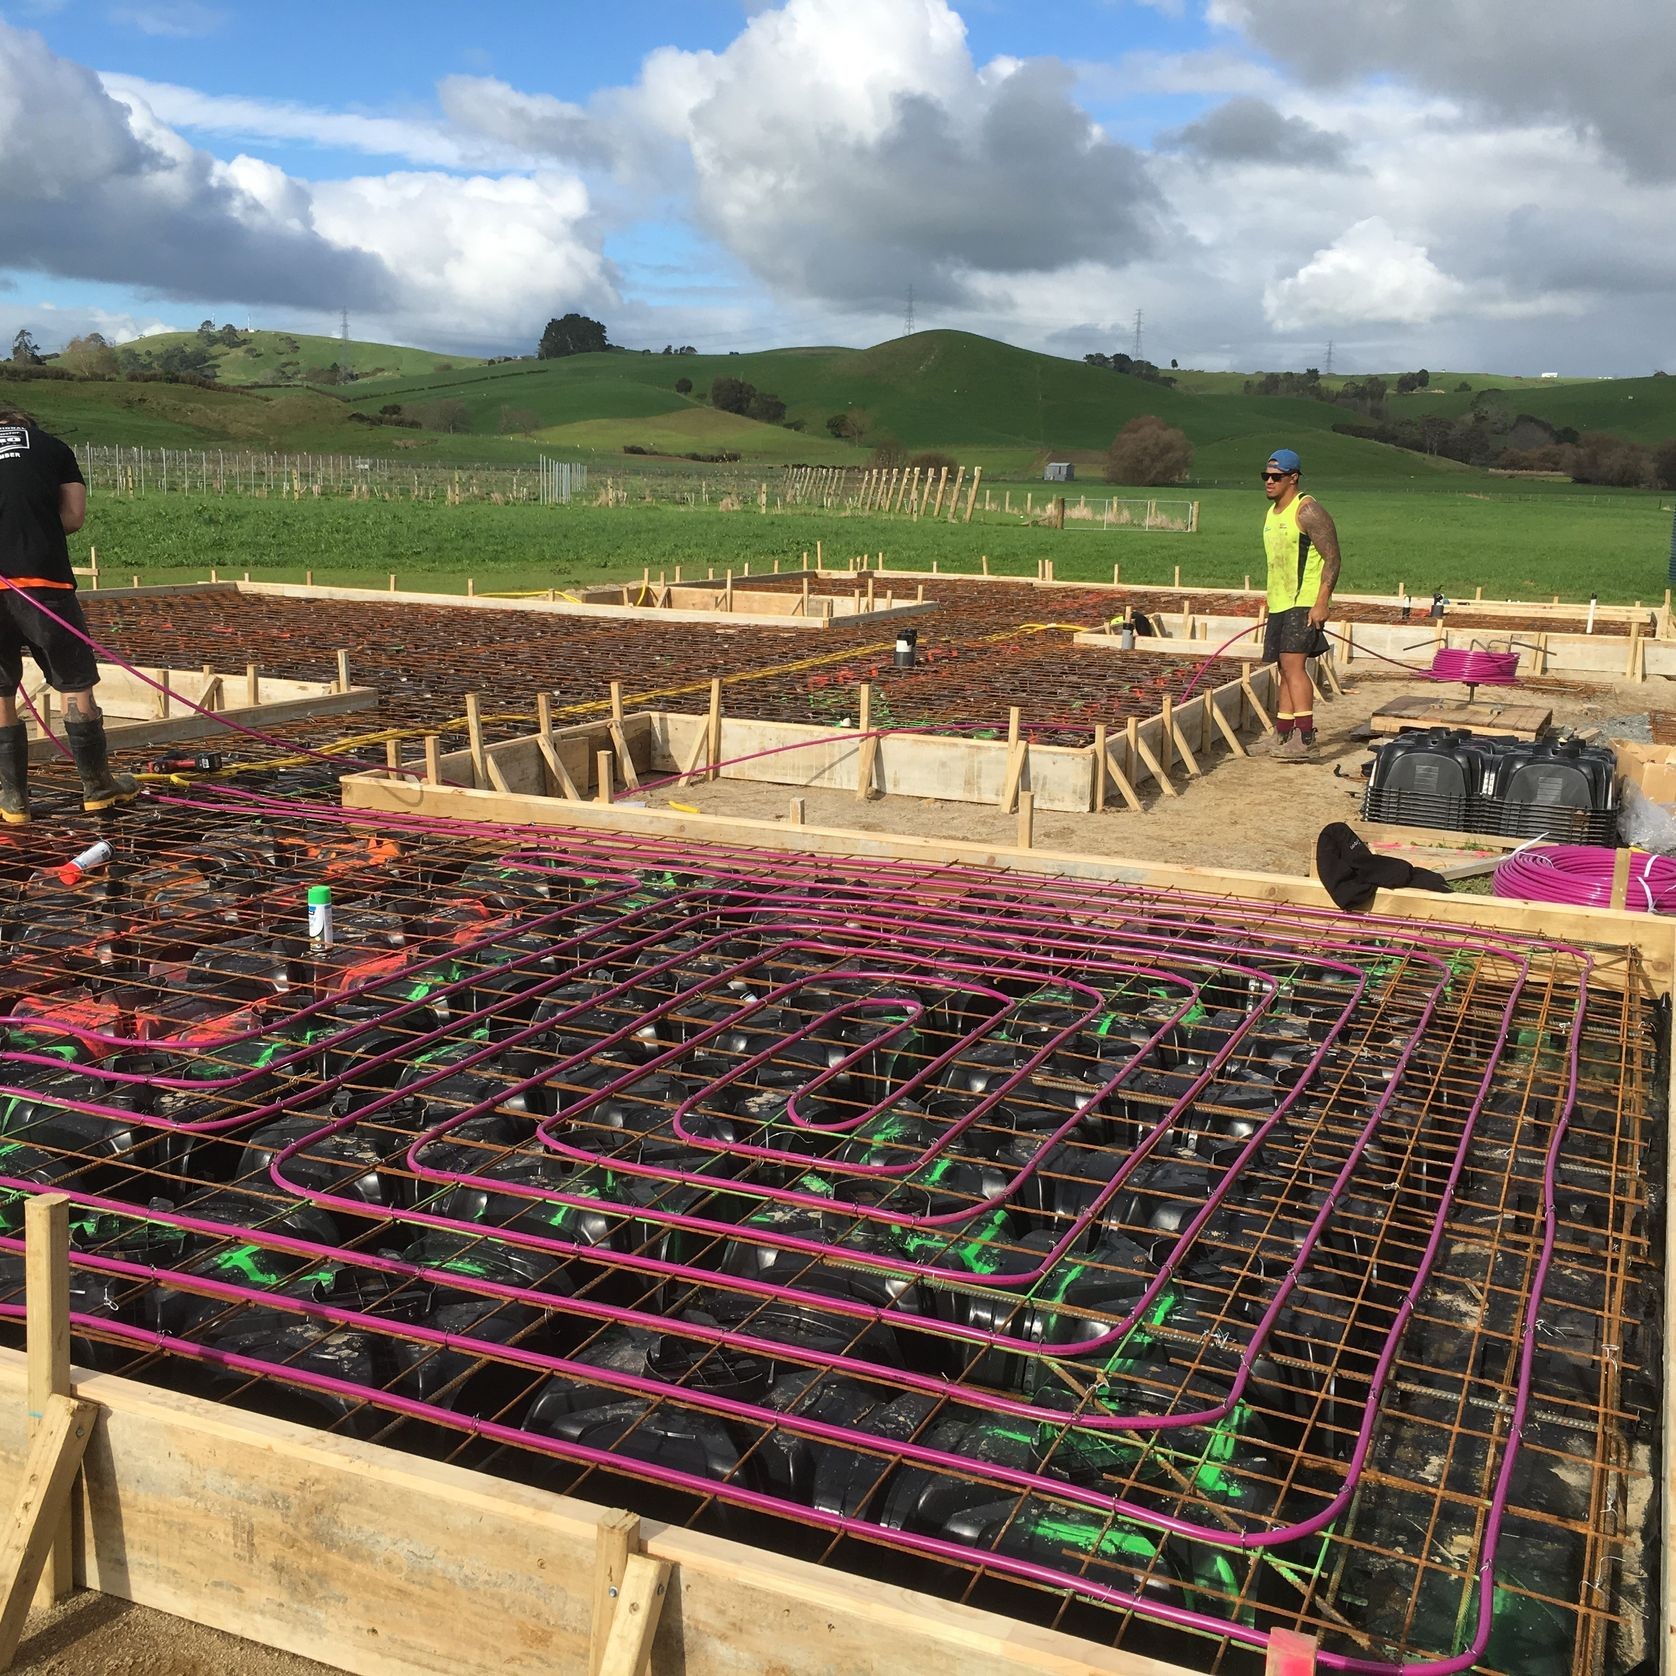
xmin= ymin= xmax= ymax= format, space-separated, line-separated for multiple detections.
xmin=1299 ymin=500 xmax=1341 ymax=593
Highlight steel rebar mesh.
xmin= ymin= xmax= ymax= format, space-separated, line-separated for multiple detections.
xmin=0 ymin=802 xmax=1658 ymax=1675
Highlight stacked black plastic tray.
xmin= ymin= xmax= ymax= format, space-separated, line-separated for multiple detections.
xmin=1363 ymin=728 xmax=1617 ymax=843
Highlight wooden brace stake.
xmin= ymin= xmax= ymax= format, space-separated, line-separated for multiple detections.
xmin=464 ymin=694 xmax=487 ymax=789
xmin=0 ymin=1395 xmax=98 ymax=1669
xmin=1131 ymin=727 xmax=1178 ymax=797
xmin=23 ymin=1194 xmax=72 ymax=1613
xmin=608 ymin=682 xmax=641 ymax=791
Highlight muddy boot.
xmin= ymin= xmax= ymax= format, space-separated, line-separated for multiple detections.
xmin=63 ymin=711 xmax=139 ymax=812
xmin=0 ymin=722 xmax=29 ymax=825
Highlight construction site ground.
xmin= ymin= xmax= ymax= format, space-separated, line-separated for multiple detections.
xmin=6 ymin=579 xmax=1669 ymax=1676
xmin=639 ymin=667 xmax=1660 ymax=872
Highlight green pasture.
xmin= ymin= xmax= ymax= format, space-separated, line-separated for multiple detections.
xmin=69 ymin=480 xmax=1672 ymax=605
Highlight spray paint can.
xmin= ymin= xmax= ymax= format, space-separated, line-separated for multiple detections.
xmin=55 ymin=839 xmax=113 ymax=887
xmin=1429 ymin=591 xmax=1448 ymax=621
xmin=307 ymin=884 xmax=333 ymax=952
xmin=1118 ymin=620 xmax=1136 ymax=651
xmin=893 ymin=628 xmax=918 ymax=668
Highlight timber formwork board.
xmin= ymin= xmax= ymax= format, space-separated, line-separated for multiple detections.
xmin=18 ymin=662 xmax=375 ymax=764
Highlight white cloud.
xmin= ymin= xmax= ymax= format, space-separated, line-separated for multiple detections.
xmin=3 ymin=21 xmax=616 ymax=353
xmin=309 ymin=171 xmax=615 ymax=346
xmin=1264 ymin=218 xmax=1464 ymax=328
xmin=99 ymin=72 xmax=535 ymax=169
xmin=107 ymin=2 xmax=224 ymax=39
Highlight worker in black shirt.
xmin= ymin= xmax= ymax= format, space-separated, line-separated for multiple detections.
xmin=0 ymin=405 xmax=136 ymax=824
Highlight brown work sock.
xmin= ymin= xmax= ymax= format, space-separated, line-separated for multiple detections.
xmin=1276 ymin=713 xmax=1296 ymax=737
xmin=1296 ymin=712 xmax=1316 ymax=744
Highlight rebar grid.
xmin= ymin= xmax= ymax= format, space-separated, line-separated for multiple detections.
xmin=0 ymin=804 xmax=1658 ymax=1675
xmin=79 ymin=590 xmax=1243 ymax=746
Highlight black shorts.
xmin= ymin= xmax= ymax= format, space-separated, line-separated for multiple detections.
xmin=1263 ymin=606 xmax=1329 ymax=663
xmin=0 ymin=584 xmax=99 ymax=697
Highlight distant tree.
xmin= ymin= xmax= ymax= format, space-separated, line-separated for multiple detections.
xmin=1395 ymin=373 xmax=1420 ymax=394
xmin=59 ymin=333 xmax=118 ymax=378
xmin=870 ymin=436 xmax=908 ymax=470
xmin=414 ymin=397 xmax=472 ymax=434
xmin=9 ymin=329 xmax=41 ymax=366
xmin=1572 ymin=431 xmax=1655 ymax=488
xmin=745 ymin=390 xmax=786 ymax=425
xmin=710 ymin=376 xmax=755 ymax=415
xmin=675 ymin=377 xmax=693 ymax=395
xmin=825 ymin=407 xmax=873 ymax=444
xmin=1654 ymin=438 xmax=1676 ymax=491
xmin=1417 ymin=368 xmax=1430 ymax=387
xmin=197 ymin=319 xmax=216 ymax=338
xmin=676 ymin=345 xmax=697 ymax=355
xmin=1455 ymin=380 xmax=1471 ymax=392
xmin=661 ymin=344 xmax=673 ymax=355
xmin=1105 ymin=415 xmax=1193 ymax=485
xmin=909 ymin=450 xmax=958 ymax=474
xmin=159 ymin=342 xmax=216 ymax=378
xmin=537 ymin=313 xmax=609 ymax=358
xmin=218 ymin=323 xmax=243 ymax=346
xmin=379 ymin=403 xmax=404 ymax=416
xmin=497 ymin=405 xmax=541 ymax=435
xmin=1170 ymin=358 xmax=1179 ymax=369
xmin=303 ymin=363 xmax=341 ymax=386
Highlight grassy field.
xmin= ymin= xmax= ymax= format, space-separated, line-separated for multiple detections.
xmin=68 ymin=481 xmax=1673 ymax=604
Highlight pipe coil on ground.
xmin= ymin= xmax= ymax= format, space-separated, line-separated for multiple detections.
xmin=1493 ymin=843 xmax=1676 ymax=912
xmin=1430 ymin=648 xmax=1520 ymax=685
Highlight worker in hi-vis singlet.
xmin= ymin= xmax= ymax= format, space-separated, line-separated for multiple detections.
xmin=1256 ymin=448 xmax=1341 ymax=762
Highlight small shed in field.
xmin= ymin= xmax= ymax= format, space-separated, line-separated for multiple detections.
xmin=1044 ymin=461 xmax=1074 ymax=482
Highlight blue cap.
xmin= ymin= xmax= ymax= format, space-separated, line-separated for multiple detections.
xmin=1267 ymin=448 xmax=1301 ymax=473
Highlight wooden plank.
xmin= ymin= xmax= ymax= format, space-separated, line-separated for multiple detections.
xmin=1130 ymin=729 xmax=1178 ymax=798
xmin=1369 ymin=696 xmax=1552 ymax=739
xmin=1101 ymin=740 xmax=1146 ymax=813
xmin=0 ymin=1395 xmax=97 ymax=1668
xmin=608 ymin=683 xmax=641 ymax=791
xmin=596 ymin=1553 xmax=669 ymax=1676
xmin=856 ymin=683 xmax=880 ymax=800
xmin=535 ymin=735 xmax=583 ymax=801
xmin=340 ymin=772 xmax=1676 ymax=984
xmin=26 ymin=687 xmax=376 ymax=766
xmin=1210 ymin=701 xmax=1248 ymax=758
xmin=590 ymin=1509 xmax=640 ymax=1676
xmin=1017 ymin=789 xmax=1034 ymax=850
xmin=0 ymin=1354 xmax=1188 ymax=1676
xmin=1090 ymin=724 xmax=1107 ymax=812
xmin=24 ymin=1196 xmax=71 ymax=1609
xmin=1240 ymin=665 xmax=1273 ymax=732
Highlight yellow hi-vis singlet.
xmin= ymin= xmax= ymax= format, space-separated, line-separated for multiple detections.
xmin=1264 ymin=493 xmax=1322 ymax=613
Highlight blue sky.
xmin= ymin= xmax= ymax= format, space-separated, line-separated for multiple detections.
xmin=2 ymin=0 xmax=1671 ymax=373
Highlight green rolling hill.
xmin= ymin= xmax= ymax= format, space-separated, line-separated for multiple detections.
xmin=7 ymin=328 xmax=1671 ymax=482
xmin=117 ymin=328 xmax=484 ymax=386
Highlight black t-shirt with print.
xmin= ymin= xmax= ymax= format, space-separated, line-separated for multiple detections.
xmin=0 ymin=425 xmax=84 ymax=585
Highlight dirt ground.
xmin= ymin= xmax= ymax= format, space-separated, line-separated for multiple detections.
xmin=12 ymin=1590 xmax=337 ymax=1674
xmin=637 ymin=667 xmax=1659 ymax=875
xmin=13 ymin=667 xmax=1660 ymax=1675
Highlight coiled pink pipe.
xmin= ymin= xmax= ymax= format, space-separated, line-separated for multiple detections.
xmin=1429 ymin=647 xmax=1519 ymax=685
xmin=1494 ymin=843 xmax=1676 ymax=912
